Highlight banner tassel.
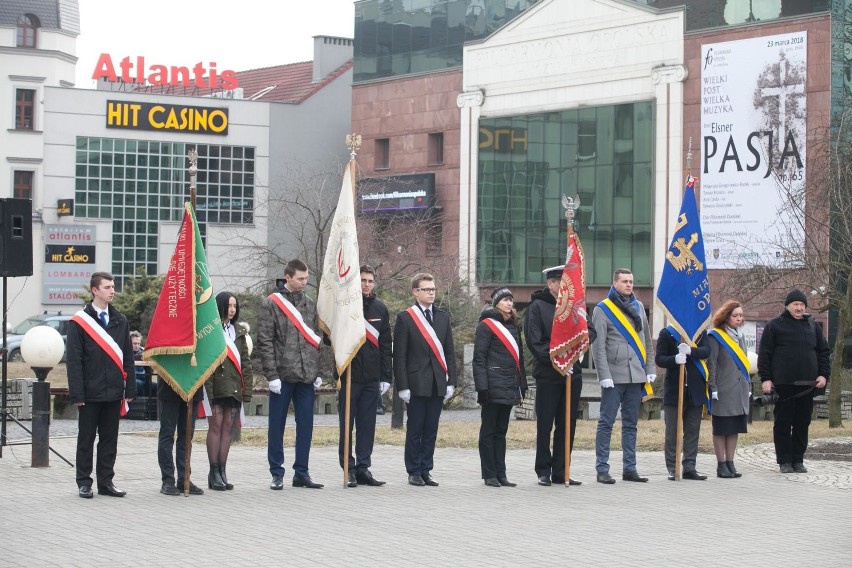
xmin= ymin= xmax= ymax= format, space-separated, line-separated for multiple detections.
xmin=191 ymin=353 xmax=198 ymax=366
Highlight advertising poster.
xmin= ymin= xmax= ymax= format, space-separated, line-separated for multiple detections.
xmin=43 ymin=224 xmax=96 ymax=304
xmin=700 ymin=32 xmax=807 ymax=269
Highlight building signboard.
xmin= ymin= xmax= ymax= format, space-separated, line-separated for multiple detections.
xmin=701 ymin=32 xmax=807 ymax=268
xmin=43 ymin=224 xmax=96 ymax=304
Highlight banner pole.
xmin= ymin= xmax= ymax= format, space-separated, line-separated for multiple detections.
xmin=674 ymin=364 xmax=685 ymax=480
xmin=343 ymin=365 xmax=353 ymax=488
xmin=563 ymin=224 xmax=574 ymax=486
xmin=184 ymin=399 xmax=192 ymax=496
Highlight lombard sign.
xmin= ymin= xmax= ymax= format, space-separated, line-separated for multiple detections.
xmin=43 ymin=225 xmax=96 ymax=304
xmin=106 ymin=100 xmax=228 ymax=135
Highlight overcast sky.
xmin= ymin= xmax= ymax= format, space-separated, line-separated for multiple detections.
xmin=74 ymin=0 xmax=356 ymax=88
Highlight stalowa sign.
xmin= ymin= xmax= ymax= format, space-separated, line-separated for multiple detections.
xmin=700 ymin=32 xmax=807 ymax=269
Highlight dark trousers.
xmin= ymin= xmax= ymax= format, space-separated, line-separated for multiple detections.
xmin=268 ymin=381 xmax=314 ymax=477
xmin=404 ymin=395 xmax=443 ymax=476
xmin=479 ymin=402 xmax=512 ymax=479
xmin=75 ymin=400 xmax=121 ymax=488
xmin=158 ymin=399 xmax=199 ymax=484
xmin=535 ymin=377 xmax=581 ymax=481
xmin=773 ymin=385 xmax=814 ymax=464
xmin=664 ymin=404 xmax=703 ymax=473
xmin=338 ymin=381 xmax=379 ymax=472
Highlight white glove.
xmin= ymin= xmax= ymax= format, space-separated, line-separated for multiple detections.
xmin=313 ymin=377 xmax=323 ymax=390
xmin=399 ymin=389 xmax=411 ymax=403
xmin=268 ymin=378 xmax=282 ymax=395
xmin=379 ymin=382 xmax=390 ymax=395
xmin=711 ymin=391 xmax=719 ymax=400
xmin=444 ymin=385 xmax=455 ymax=402
xmin=600 ymin=379 xmax=614 ymax=389
xmin=677 ymin=343 xmax=692 ymax=355
xmin=675 ymin=353 xmax=687 ymax=365
xmin=646 ymin=374 xmax=657 ymax=383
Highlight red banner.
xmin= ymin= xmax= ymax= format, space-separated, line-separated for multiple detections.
xmin=549 ymin=232 xmax=590 ymax=375
xmin=144 ymin=205 xmax=197 ymax=355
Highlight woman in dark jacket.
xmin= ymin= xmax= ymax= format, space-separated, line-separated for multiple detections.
xmin=472 ymin=287 xmax=528 ymax=487
xmin=205 ymin=292 xmax=253 ymax=491
xmin=707 ymin=300 xmax=751 ymax=479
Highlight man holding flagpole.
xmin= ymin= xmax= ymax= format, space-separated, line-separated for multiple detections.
xmin=67 ymin=272 xmax=135 ymax=498
xmin=525 ymin=265 xmax=583 ymax=486
xmin=656 ymin=173 xmax=713 ymax=481
xmin=259 ymin=259 xmax=324 ymax=490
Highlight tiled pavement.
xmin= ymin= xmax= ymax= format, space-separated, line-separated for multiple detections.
xmin=0 ymin=419 xmax=849 ymax=567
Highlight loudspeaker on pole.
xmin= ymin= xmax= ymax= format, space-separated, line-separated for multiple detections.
xmin=0 ymin=198 xmax=33 ymax=277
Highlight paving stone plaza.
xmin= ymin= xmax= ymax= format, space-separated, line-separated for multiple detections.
xmin=0 ymin=415 xmax=849 ymax=567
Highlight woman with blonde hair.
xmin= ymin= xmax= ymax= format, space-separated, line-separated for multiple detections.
xmin=707 ymin=300 xmax=751 ymax=478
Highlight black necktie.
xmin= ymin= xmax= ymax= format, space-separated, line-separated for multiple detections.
xmin=425 ymin=308 xmax=433 ymax=325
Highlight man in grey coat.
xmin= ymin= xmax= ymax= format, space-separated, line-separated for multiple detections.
xmin=592 ymin=269 xmax=655 ymax=484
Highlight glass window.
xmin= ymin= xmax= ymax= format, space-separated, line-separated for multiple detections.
xmin=375 ymin=138 xmax=390 ymax=170
xmin=15 ymin=89 xmax=35 ymax=130
xmin=13 ymin=171 xmax=33 ymax=200
xmin=75 ymin=137 xmax=256 ymax=287
xmin=478 ymin=101 xmax=654 ymax=286
xmin=16 ymin=14 xmax=39 ymax=48
xmin=427 ymin=132 xmax=444 ymax=165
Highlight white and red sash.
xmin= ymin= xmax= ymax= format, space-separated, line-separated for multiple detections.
xmin=481 ymin=318 xmax=520 ymax=371
xmin=406 ymin=306 xmax=448 ymax=380
xmin=198 ymin=329 xmax=246 ymax=426
xmin=268 ymin=293 xmax=321 ymax=349
xmin=71 ymin=309 xmax=130 ymax=416
xmin=365 ymin=319 xmax=380 ymax=348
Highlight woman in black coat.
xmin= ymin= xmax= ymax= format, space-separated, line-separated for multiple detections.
xmin=472 ymin=287 xmax=528 ymax=487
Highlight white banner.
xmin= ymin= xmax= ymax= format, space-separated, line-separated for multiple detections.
xmin=700 ymin=32 xmax=807 ymax=268
xmin=317 ymin=165 xmax=365 ymax=374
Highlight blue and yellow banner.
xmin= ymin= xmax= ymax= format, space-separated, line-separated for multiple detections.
xmin=656 ymin=176 xmax=712 ymax=344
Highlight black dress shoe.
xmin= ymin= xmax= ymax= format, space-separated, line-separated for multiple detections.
xmin=568 ymin=478 xmax=582 ymax=486
xmin=270 ymin=475 xmax=284 ymax=490
xmin=537 ymin=475 xmax=552 ymax=486
xmin=408 ymin=474 xmax=426 ymax=486
xmin=792 ymin=462 xmax=808 ymax=474
xmin=292 ymin=474 xmax=324 ymax=488
xmin=178 ymin=481 xmax=205 ymax=495
xmin=622 ymin=471 xmax=648 ymax=482
xmin=347 ymin=471 xmax=358 ymax=487
xmin=79 ymin=485 xmax=93 ymax=499
xmin=667 ymin=471 xmax=676 ymax=481
xmin=596 ymin=472 xmax=616 ymax=484
xmin=682 ymin=470 xmax=708 ymax=481
xmin=356 ymin=470 xmax=386 ymax=486
xmin=421 ymin=473 xmax=439 ymax=486
xmin=161 ymin=483 xmax=180 ymax=496
xmin=497 ymin=477 xmax=517 ymax=487
xmin=97 ymin=483 xmax=127 ymax=497
xmin=484 ymin=478 xmax=501 ymax=487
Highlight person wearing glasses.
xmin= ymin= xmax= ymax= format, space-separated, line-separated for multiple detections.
xmin=473 ymin=287 xmax=527 ymax=487
xmin=337 ymin=265 xmax=393 ymax=487
xmin=394 ymin=273 xmax=457 ymax=487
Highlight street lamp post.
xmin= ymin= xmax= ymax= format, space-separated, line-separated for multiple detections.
xmin=21 ymin=326 xmax=65 ymax=467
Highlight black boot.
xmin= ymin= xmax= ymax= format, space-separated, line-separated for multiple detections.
xmin=726 ymin=461 xmax=742 ymax=478
xmin=717 ymin=461 xmax=733 ymax=478
xmin=220 ymin=463 xmax=234 ymax=490
xmin=208 ymin=464 xmax=226 ymax=491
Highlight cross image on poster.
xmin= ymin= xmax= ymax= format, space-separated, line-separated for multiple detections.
xmin=700 ymin=31 xmax=807 ymax=269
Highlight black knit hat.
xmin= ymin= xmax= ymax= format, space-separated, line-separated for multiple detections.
xmin=784 ymin=288 xmax=808 ymax=307
xmin=491 ymin=287 xmax=514 ymax=306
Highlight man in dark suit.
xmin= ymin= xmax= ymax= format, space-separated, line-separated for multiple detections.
xmin=67 ymin=272 xmax=135 ymax=499
xmin=393 ymin=272 xmax=456 ymax=486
